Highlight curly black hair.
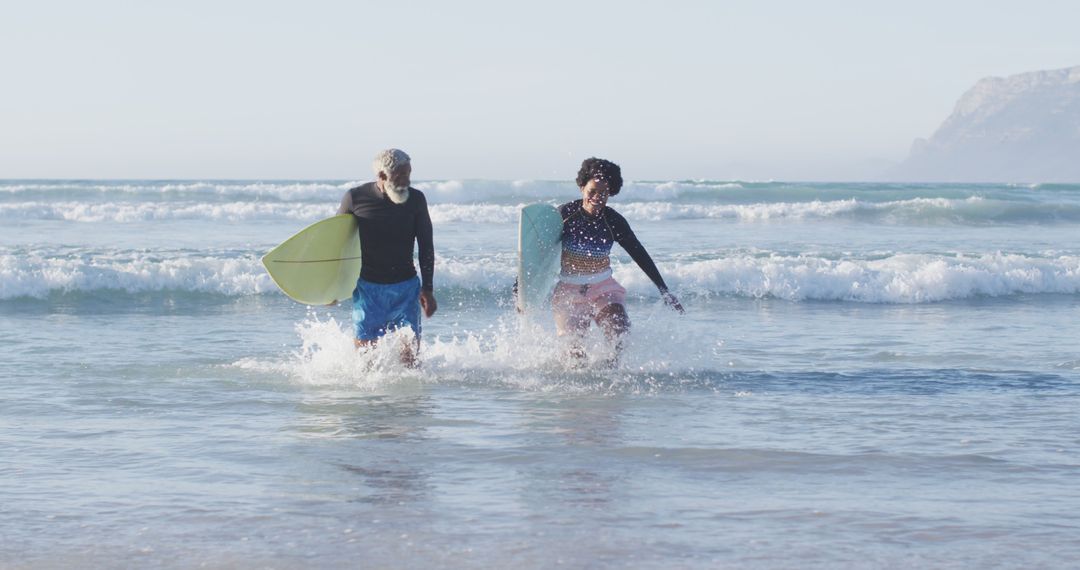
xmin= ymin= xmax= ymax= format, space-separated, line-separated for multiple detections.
xmin=575 ymin=157 xmax=623 ymax=196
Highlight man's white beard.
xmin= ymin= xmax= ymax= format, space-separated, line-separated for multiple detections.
xmin=384 ymin=181 xmax=410 ymax=204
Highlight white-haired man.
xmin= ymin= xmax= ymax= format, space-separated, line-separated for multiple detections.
xmin=338 ymin=149 xmax=436 ymax=365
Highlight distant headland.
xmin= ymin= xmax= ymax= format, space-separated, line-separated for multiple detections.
xmin=890 ymin=65 xmax=1080 ymax=183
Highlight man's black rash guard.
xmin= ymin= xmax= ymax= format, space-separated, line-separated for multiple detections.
xmin=559 ymin=200 xmax=669 ymax=293
xmin=338 ymin=182 xmax=434 ymax=291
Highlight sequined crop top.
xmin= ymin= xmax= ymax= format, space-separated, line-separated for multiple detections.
xmin=558 ymin=200 xmax=668 ymax=292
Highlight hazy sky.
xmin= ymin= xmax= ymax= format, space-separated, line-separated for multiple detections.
xmin=2 ymin=0 xmax=1078 ymax=180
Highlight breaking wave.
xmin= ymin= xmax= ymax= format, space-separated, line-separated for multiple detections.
xmin=3 ymin=196 xmax=1080 ymax=225
xmin=3 ymin=248 xmax=1077 ymax=304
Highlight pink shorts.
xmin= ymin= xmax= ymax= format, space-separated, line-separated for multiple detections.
xmin=552 ymin=277 xmax=627 ymax=332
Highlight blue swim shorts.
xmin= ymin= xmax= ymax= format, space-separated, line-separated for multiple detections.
xmin=351 ymin=276 xmax=422 ymax=341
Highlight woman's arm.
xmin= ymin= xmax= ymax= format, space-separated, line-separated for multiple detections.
xmin=609 ymin=210 xmax=684 ymax=313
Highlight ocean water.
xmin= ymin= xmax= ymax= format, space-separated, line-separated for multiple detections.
xmin=2 ymin=179 xmax=1079 ymax=568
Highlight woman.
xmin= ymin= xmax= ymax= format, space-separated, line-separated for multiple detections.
xmin=553 ymin=157 xmax=684 ymax=363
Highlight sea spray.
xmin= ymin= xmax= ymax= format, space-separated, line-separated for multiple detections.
xmin=275 ymin=309 xmax=725 ymax=395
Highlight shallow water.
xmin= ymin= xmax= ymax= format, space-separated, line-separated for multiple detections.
xmin=2 ymin=180 xmax=1079 ymax=568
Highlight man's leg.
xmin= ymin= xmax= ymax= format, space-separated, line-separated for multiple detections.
xmin=396 ymin=278 xmax=423 ymax=368
xmin=354 ymin=334 xmax=417 ymax=369
xmin=352 ymin=282 xmax=380 ymax=349
xmin=399 ymin=336 xmax=419 ymax=368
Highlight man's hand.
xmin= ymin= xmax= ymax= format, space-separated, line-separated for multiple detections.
xmin=662 ymin=290 xmax=685 ymax=314
xmin=420 ymin=290 xmax=438 ymax=317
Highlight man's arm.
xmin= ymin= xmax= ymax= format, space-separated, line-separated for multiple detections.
xmin=416 ymin=194 xmax=434 ymax=291
xmin=415 ymin=192 xmax=437 ymax=317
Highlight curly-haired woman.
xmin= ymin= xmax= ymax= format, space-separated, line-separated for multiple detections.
xmin=553 ymin=157 xmax=684 ymax=364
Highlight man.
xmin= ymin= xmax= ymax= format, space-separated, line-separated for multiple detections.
xmin=338 ymin=149 xmax=436 ymax=366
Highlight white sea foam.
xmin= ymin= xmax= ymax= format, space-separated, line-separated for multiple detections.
xmin=620 ymin=196 xmax=1080 ymax=224
xmin=0 ymin=179 xmax=750 ymax=204
xmin=436 ymin=255 xmax=517 ymax=290
xmin=0 ymin=251 xmax=275 ymax=299
xmin=2 ymin=249 xmax=1078 ymax=303
xmin=4 ymin=196 xmax=1078 ymax=225
xmin=0 ymin=201 xmax=335 ymax=222
xmin=0 ymin=201 xmax=527 ymax=224
xmin=0 ymin=250 xmax=518 ymax=300
xmin=3 ymin=180 xmax=1079 ymax=227
xmin=416 ymin=179 xmax=747 ymax=203
xmin=615 ymin=200 xmax=862 ymax=221
xmin=614 ymin=251 xmax=1080 ymax=303
xmin=429 ymin=204 xmax=523 ymax=224
xmin=0 ymin=180 xmax=360 ymax=200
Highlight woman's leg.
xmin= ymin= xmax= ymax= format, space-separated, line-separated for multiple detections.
xmin=595 ymin=303 xmax=630 ymax=338
xmin=555 ymin=309 xmax=590 ymax=360
xmin=553 ymin=284 xmax=592 ymax=361
xmin=595 ymin=303 xmax=630 ymax=365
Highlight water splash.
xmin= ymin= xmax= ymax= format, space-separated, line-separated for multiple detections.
xmin=253 ymin=310 xmax=728 ymax=395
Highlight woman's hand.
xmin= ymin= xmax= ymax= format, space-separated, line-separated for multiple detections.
xmin=662 ymin=290 xmax=685 ymax=314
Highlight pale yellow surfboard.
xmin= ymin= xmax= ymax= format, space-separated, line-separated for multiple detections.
xmin=261 ymin=214 xmax=362 ymax=305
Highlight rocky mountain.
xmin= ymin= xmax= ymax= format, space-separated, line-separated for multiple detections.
xmin=892 ymin=65 xmax=1080 ymax=183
